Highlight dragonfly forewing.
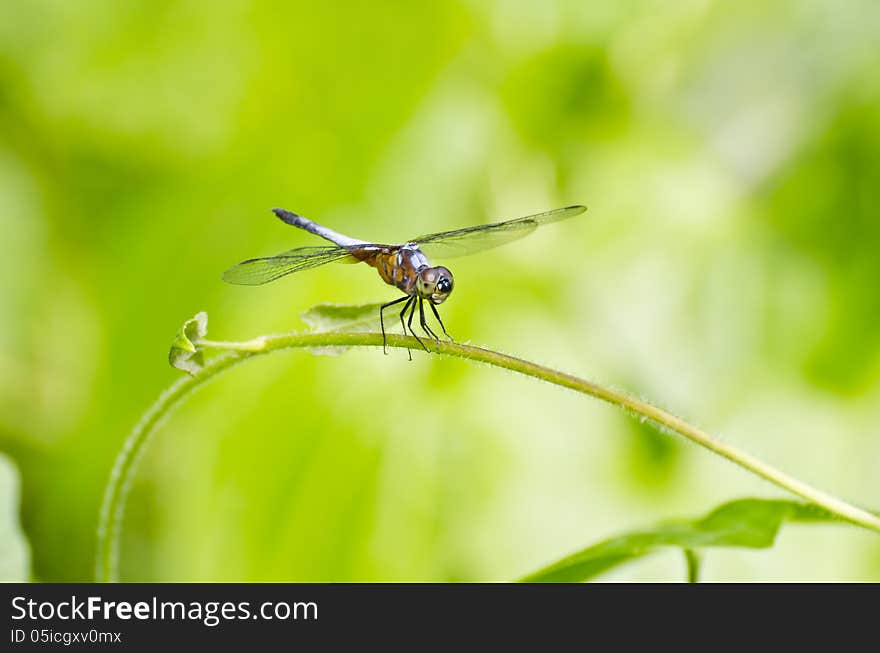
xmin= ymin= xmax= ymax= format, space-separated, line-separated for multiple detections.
xmin=413 ymin=205 xmax=587 ymax=259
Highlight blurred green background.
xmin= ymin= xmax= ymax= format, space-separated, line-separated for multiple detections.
xmin=1 ymin=0 xmax=879 ymax=582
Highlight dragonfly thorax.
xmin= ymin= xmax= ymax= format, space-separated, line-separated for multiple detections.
xmin=416 ymin=266 xmax=454 ymax=304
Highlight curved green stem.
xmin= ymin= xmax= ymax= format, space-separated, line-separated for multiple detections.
xmin=95 ymin=351 xmax=246 ymax=583
xmin=95 ymin=331 xmax=880 ymax=581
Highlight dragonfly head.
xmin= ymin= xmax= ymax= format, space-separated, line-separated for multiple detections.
xmin=417 ymin=266 xmax=454 ymax=304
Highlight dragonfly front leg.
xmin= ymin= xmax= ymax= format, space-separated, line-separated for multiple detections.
xmin=407 ymin=297 xmax=429 ymax=352
xmin=429 ymin=303 xmax=453 ymax=341
xmin=380 ymin=296 xmax=410 ymax=355
xmin=418 ymin=298 xmax=441 ymax=341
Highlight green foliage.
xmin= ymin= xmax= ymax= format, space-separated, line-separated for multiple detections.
xmin=521 ymin=499 xmax=843 ymax=582
xmin=300 ymin=303 xmax=385 ymax=356
xmin=3 ymin=0 xmax=880 ymax=582
xmin=168 ymin=311 xmax=208 ymax=375
xmin=764 ymin=103 xmax=880 ymax=392
xmin=299 ymin=302 xmax=386 ymax=333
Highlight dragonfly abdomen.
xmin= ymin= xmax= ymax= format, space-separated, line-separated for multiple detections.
xmin=272 ymin=208 xmax=366 ymax=248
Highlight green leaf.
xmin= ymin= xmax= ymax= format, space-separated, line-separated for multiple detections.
xmin=169 ymin=311 xmax=208 ymax=375
xmin=301 ymin=302 xmax=384 ymax=333
xmin=0 ymin=453 xmax=31 ymax=581
xmin=520 ymin=498 xmax=843 ymax=582
xmin=300 ymin=302 xmax=385 ymax=356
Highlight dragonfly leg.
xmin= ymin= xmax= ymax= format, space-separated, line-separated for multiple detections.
xmin=418 ymin=298 xmax=440 ymax=341
xmin=398 ymin=296 xmax=415 ymax=361
xmin=380 ymin=296 xmax=409 ymax=355
xmin=429 ymin=303 xmax=453 ymax=341
xmin=407 ymin=298 xmax=429 ymax=352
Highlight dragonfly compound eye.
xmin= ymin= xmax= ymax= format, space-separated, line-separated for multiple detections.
xmin=428 ymin=267 xmax=453 ymax=304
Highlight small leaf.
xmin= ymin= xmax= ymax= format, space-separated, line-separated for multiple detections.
xmin=301 ymin=302 xmax=384 ymax=333
xmin=300 ymin=302 xmax=384 ymax=356
xmin=169 ymin=311 xmax=208 ymax=375
xmin=520 ymin=498 xmax=845 ymax=582
xmin=0 ymin=453 xmax=31 ymax=581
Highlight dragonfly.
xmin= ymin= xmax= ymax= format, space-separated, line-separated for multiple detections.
xmin=223 ymin=204 xmax=588 ymax=355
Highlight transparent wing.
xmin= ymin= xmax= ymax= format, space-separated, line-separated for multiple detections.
xmin=222 ymin=245 xmax=361 ymax=286
xmin=412 ymin=205 xmax=587 ymax=259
